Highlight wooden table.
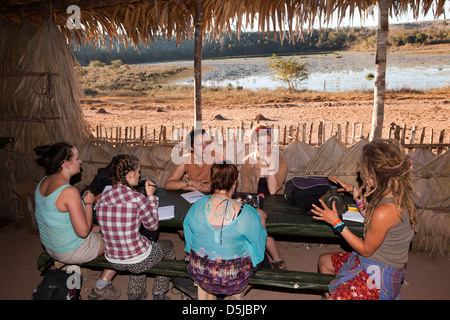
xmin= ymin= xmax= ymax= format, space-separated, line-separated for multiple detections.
xmin=156 ymin=189 xmax=364 ymax=239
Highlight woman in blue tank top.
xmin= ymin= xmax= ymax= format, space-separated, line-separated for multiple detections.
xmin=34 ymin=142 xmax=121 ymax=300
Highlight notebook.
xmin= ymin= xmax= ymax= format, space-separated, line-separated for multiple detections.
xmin=158 ymin=205 xmax=175 ymax=221
xmin=181 ymin=190 xmax=205 ymax=203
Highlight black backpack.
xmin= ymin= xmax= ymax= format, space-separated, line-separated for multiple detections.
xmin=33 ymin=267 xmax=82 ymax=300
xmin=284 ymin=176 xmax=333 ymax=210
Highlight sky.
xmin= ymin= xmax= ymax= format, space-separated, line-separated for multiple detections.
xmin=320 ymin=2 xmax=449 ymax=28
xmin=239 ymin=2 xmax=448 ymax=34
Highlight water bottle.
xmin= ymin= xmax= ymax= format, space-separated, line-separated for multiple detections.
xmin=325 ymin=186 xmax=344 ymax=218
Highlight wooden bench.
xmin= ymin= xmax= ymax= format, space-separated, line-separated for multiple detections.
xmin=37 ymin=251 xmax=334 ymax=299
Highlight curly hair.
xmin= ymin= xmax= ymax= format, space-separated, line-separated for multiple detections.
xmin=34 ymin=142 xmax=74 ymax=175
xmin=358 ymin=139 xmax=416 ymax=234
xmin=109 ymin=154 xmax=140 ymax=188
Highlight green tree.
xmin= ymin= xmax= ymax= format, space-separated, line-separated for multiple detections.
xmin=268 ymin=54 xmax=309 ymax=90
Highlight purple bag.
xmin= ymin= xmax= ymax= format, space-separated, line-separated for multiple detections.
xmin=284 ymin=177 xmax=333 ymax=210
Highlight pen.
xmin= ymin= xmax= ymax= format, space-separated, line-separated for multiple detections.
xmin=139 ymin=178 xmax=158 ymax=188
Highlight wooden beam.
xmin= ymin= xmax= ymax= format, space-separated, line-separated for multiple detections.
xmin=369 ymin=0 xmax=388 ymax=141
xmin=193 ymin=0 xmax=203 ymax=128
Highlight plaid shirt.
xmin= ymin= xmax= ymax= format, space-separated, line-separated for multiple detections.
xmin=95 ymin=184 xmax=159 ymax=262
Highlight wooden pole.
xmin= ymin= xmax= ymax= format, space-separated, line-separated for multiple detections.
xmin=369 ymin=0 xmax=388 ymax=141
xmin=194 ymin=0 xmax=203 ymax=129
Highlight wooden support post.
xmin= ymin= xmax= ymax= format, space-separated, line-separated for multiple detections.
xmin=193 ymin=283 xmax=216 ymax=300
xmin=437 ymin=129 xmax=445 ymax=154
xmin=194 ymin=0 xmax=203 ymax=128
xmin=345 ymin=121 xmax=349 ymax=145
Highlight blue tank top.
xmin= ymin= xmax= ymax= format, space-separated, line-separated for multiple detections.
xmin=34 ymin=178 xmax=84 ymax=253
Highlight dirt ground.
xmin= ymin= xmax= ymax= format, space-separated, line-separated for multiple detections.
xmin=0 ymin=221 xmax=448 ymax=301
xmin=81 ymin=95 xmax=450 ymax=145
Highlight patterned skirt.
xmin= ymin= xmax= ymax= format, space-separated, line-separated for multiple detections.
xmin=188 ymin=251 xmax=256 ymax=295
xmin=330 ymin=252 xmax=380 ymax=300
xmin=330 ymin=251 xmax=406 ymax=300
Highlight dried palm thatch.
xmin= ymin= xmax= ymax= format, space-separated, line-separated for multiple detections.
xmin=0 ymin=19 xmax=91 ymax=155
xmin=409 ymin=148 xmax=437 ymax=208
xmin=78 ymin=141 xmax=116 ymax=185
xmin=411 ymin=149 xmax=450 ymax=209
xmin=412 ymin=208 xmax=450 ymax=255
xmin=409 ymin=147 xmax=436 ymax=165
xmin=283 ymin=140 xmax=317 ymax=179
xmin=410 ymin=150 xmax=450 ymax=255
xmin=327 ymin=138 xmax=369 ymax=187
xmin=1 ymin=1 xmax=446 ymax=49
xmin=303 ymin=135 xmax=347 ymax=176
xmin=130 ymin=143 xmax=174 ymax=185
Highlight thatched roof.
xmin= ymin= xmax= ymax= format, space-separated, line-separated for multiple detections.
xmin=1 ymin=0 xmax=447 ymax=48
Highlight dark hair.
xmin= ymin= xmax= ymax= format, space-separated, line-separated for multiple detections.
xmin=34 ymin=142 xmax=74 ymax=175
xmin=185 ymin=129 xmax=206 ymax=152
xmin=109 ymin=154 xmax=140 ymax=188
xmin=210 ymin=163 xmax=238 ymax=193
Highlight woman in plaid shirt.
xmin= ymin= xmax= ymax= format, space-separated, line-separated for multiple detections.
xmin=95 ymin=154 xmax=176 ymax=300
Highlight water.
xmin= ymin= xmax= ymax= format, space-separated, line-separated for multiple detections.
xmin=178 ymin=65 xmax=449 ymax=92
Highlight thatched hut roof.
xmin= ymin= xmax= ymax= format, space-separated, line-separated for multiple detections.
xmin=1 ymin=0 xmax=447 ymax=48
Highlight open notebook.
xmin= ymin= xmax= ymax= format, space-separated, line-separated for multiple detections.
xmin=181 ymin=190 xmax=205 ymax=203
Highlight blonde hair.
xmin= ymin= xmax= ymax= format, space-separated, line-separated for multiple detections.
xmin=358 ymin=139 xmax=416 ymax=234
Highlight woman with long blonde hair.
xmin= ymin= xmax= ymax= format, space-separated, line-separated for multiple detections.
xmin=312 ymin=139 xmax=416 ymax=300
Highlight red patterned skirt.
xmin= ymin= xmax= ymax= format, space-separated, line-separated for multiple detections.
xmin=330 ymin=252 xmax=380 ymax=300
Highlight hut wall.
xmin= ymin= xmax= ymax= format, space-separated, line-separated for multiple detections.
xmin=0 ymin=19 xmax=90 ymax=226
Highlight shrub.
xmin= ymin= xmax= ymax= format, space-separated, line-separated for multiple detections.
xmin=268 ymin=54 xmax=309 ymax=91
xmin=89 ymin=60 xmax=105 ymax=68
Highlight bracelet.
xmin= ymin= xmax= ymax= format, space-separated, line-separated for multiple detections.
xmin=85 ymin=203 xmax=93 ymax=206
xmin=333 ymin=221 xmax=345 ymax=230
xmin=332 ymin=219 xmax=343 ymax=227
xmin=357 ymin=200 xmax=364 ymax=207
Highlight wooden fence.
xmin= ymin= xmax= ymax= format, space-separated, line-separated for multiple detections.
xmin=92 ymin=121 xmax=449 ymax=153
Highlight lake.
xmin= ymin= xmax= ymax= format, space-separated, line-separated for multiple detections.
xmin=145 ymin=52 xmax=450 ymax=92
xmin=192 ymin=66 xmax=450 ymax=92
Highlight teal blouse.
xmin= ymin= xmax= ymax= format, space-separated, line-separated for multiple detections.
xmin=34 ymin=177 xmax=84 ymax=253
xmin=183 ymin=195 xmax=267 ymax=267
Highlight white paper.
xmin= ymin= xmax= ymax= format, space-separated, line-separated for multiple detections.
xmin=181 ymin=190 xmax=205 ymax=203
xmin=342 ymin=210 xmax=364 ymax=223
xmin=158 ymin=205 xmax=175 ymax=221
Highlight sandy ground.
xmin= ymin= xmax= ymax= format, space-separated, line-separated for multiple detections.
xmin=0 ymin=221 xmax=449 ymax=301
xmin=82 ymin=95 xmax=450 ymax=145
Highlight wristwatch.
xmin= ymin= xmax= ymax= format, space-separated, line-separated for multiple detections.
xmin=334 ymin=224 xmax=346 ymax=233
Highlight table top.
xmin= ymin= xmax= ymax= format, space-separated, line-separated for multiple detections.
xmin=156 ymin=188 xmax=364 ymax=239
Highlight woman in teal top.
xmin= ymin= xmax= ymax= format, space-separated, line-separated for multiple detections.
xmin=183 ymin=163 xmax=267 ymax=297
xmin=34 ymin=142 xmax=120 ymax=300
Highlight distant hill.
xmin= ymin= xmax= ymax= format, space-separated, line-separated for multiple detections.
xmin=389 ymin=19 xmax=448 ymax=31
xmin=72 ymin=19 xmax=449 ymax=66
